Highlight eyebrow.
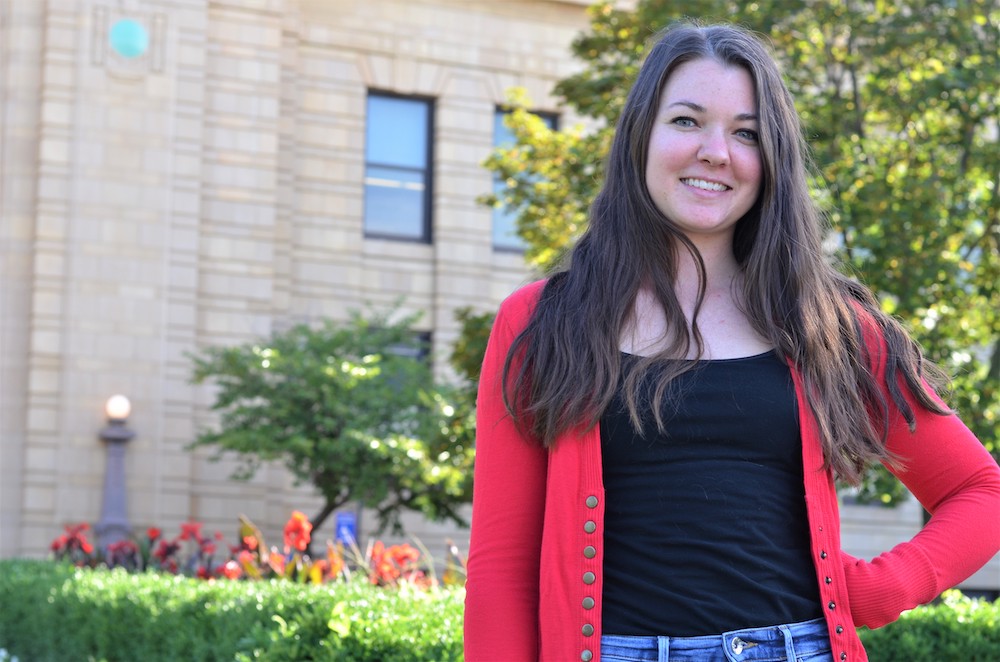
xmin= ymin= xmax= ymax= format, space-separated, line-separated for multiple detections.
xmin=667 ymin=100 xmax=758 ymax=122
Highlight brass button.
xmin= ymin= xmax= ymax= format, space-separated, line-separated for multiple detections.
xmin=581 ymin=650 xmax=593 ymax=662
xmin=835 ymin=625 xmax=844 ymax=634
xmin=582 ymin=624 xmax=594 ymax=636
xmin=585 ymin=495 xmax=598 ymax=508
xmin=583 ymin=545 xmax=596 ymax=559
xmin=582 ymin=597 xmax=595 ymax=609
xmin=583 ymin=571 xmax=596 ymax=584
xmin=584 ymin=520 xmax=596 ymax=534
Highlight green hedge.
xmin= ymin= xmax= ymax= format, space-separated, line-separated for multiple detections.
xmin=0 ymin=559 xmax=463 ymax=661
xmin=2 ymin=560 xmax=998 ymax=661
xmin=859 ymin=590 xmax=1000 ymax=661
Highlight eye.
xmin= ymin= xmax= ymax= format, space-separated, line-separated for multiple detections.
xmin=671 ymin=116 xmax=697 ymax=128
xmin=736 ymin=128 xmax=759 ymax=143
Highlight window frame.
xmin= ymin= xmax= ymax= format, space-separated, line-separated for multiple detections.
xmin=363 ymin=90 xmax=436 ymax=243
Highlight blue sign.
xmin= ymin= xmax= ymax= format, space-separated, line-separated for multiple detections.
xmin=335 ymin=512 xmax=357 ymax=545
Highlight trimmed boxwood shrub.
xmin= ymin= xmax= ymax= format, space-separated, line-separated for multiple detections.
xmin=0 ymin=559 xmax=463 ymax=661
xmin=3 ymin=560 xmax=998 ymax=661
xmin=859 ymin=590 xmax=1000 ymax=661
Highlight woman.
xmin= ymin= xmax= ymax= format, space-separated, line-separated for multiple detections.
xmin=464 ymin=23 xmax=1000 ymax=662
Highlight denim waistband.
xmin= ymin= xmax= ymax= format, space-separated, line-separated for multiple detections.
xmin=600 ymin=617 xmax=832 ymax=662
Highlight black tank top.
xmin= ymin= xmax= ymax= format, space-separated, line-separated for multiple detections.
xmin=600 ymin=351 xmax=823 ymax=636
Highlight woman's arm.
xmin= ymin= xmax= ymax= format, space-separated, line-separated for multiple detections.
xmin=464 ymin=293 xmax=549 ymax=660
xmin=842 ymin=335 xmax=1000 ymax=628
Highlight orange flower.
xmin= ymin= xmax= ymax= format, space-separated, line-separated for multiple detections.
xmin=390 ymin=543 xmax=419 ymax=566
xmin=268 ymin=551 xmax=287 ymax=575
xmin=283 ymin=511 xmax=312 ymax=553
xmin=327 ymin=541 xmax=345 ymax=577
xmin=369 ymin=541 xmax=401 ymax=584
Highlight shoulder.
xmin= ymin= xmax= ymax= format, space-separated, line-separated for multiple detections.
xmin=496 ymin=279 xmax=548 ymax=330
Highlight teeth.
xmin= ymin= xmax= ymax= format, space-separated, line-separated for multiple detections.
xmin=682 ymin=178 xmax=728 ymax=192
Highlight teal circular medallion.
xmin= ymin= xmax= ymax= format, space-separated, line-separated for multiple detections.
xmin=109 ymin=18 xmax=149 ymax=58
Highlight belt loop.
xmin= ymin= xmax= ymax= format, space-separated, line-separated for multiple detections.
xmin=658 ymin=635 xmax=670 ymax=662
xmin=778 ymin=624 xmax=796 ymax=661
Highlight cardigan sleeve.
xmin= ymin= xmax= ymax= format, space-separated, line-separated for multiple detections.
xmin=464 ymin=290 xmax=549 ymax=661
xmin=841 ymin=330 xmax=1000 ymax=628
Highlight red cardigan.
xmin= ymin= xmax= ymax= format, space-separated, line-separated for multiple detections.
xmin=464 ymin=280 xmax=1000 ymax=662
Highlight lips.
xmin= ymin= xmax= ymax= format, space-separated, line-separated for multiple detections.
xmin=681 ymin=177 xmax=730 ymax=192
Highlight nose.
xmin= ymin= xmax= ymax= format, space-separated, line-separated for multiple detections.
xmin=698 ymin=128 xmax=730 ymax=166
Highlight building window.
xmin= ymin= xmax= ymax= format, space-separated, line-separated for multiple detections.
xmin=364 ymin=93 xmax=434 ymax=241
xmin=492 ymin=108 xmax=558 ymax=251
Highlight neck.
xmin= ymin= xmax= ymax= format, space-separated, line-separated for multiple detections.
xmin=672 ymin=236 xmax=740 ymax=308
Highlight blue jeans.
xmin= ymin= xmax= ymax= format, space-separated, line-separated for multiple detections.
xmin=600 ymin=617 xmax=833 ymax=662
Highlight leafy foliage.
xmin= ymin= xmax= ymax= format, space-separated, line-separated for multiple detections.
xmin=190 ymin=308 xmax=473 ymax=536
xmin=0 ymin=559 xmax=464 ymax=661
xmin=859 ymin=590 xmax=1000 ymax=661
xmin=478 ymin=0 xmax=999 ymax=503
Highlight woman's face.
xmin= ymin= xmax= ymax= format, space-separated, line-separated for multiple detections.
xmin=644 ymin=58 xmax=762 ymax=245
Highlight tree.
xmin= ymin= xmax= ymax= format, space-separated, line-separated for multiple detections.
xmin=190 ymin=308 xmax=474 ymax=537
xmin=476 ymin=0 xmax=999 ymax=503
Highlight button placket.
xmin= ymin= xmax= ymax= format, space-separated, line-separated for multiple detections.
xmin=580 ymin=495 xmax=599 ymax=661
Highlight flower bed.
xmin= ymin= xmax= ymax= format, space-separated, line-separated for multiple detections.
xmin=49 ymin=512 xmax=464 ymax=589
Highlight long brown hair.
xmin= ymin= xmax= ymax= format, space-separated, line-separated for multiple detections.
xmin=502 ymin=23 xmax=948 ymax=484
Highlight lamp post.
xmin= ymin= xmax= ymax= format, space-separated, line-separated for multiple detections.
xmin=95 ymin=394 xmax=135 ymax=551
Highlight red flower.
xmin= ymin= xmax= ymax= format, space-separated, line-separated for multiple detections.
xmin=201 ymin=542 xmax=216 ymax=556
xmin=196 ymin=565 xmax=211 ymax=579
xmin=147 ymin=527 xmax=161 ymax=540
xmin=179 ymin=521 xmax=203 ymax=542
xmin=221 ymin=560 xmax=242 ymax=580
xmin=243 ymin=535 xmax=258 ymax=551
xmin=153 ymin=539 xmax=179 ymax=561
xmin=283 ymin=511 xmax=312 ymax=553
xmin=50 ymin=534 xmax=68 ymax=552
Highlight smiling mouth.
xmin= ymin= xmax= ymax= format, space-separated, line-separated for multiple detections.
xmin=681 ymin=178 xmax=730 ymax=192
